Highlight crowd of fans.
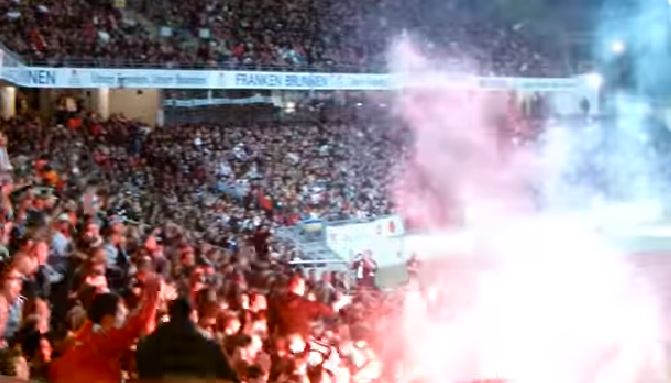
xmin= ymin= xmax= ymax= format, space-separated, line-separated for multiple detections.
xmin=0 ymin=0 xmax=564 ymax=76
xmin=0 ymin=108 xmax=421 ymax=382
xmin=0 ymin=0 xmax=191 ymax=67
xmin=4 ymin=109 xmax=403 ymax=242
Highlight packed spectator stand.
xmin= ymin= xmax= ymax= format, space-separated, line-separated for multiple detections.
xmin=0 ymin=0 xmax=183 ymax=68
xmin=0 ymin=0 xmax=564 ymax=76
xmin=0 ymin=0 xmax=566 ymax=380
xmin=0 ymin=107 xmax=425 ymax=382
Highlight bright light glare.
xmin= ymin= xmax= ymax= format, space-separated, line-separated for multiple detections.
xmin=585 ymin=71 xmax=604 ymax=90
xmin=611 ymin=39 xmax=626 ymax=54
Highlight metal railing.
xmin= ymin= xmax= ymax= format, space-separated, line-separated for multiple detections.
xmin=123 ymin=218 xmax=349 ymax=282
xmin=323 ymin=214 xmax=396 ymax=227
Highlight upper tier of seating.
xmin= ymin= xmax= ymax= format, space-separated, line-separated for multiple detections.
xmin=0 ymin=0 xmax=564 ymax=76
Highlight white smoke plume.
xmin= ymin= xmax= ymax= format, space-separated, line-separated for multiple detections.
xmin=385 ymin=35 xmax=670 ymax=383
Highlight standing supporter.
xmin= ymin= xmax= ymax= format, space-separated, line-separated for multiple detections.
xmin=70 ymin=246 xmax=109 ymax=297
xmin=351 ymin=251 xmax=377 ymax=289
xmin=40 ymin=167 xmax=59 ymax=189
xmin=104 ymin=229 xmax=130 ymax=292
xmin=137 ymin=297 xmax=239 ymax=382
xmin=221 ymin=313 xmax=243 ymax=356
xmin=406 ymin=254 xmax=420 ymax=282
xmin=251 ymin=225 xmax=271 ymax=260
xmin=229 ymin=333 xmax=270 ymax=380
xmin=49 ymin=214 xmax=72 ymax=274
xmin=0 ymin=267 xmax=25 ymax=344
xmin=0 ymin=213 xmax=11 ymax=263
xmin=176 ymin=244 xmax=198 ymax=281
xmin=49 ymin=275 xmax=161 ymax=383
xmin=50 ymin=216 xmax=77 ymax=332
xmin=271 ymin=276 xmax=349 ymax=338
xmin=79 ymin=217 xmax=103 ymax=251
xmin=16 ymin=234 xmax=56 ymax=303
xmin=81 ymin=181 xmax=100 ymax=218
xmin=16 ymin=323 xmax=53 ymax=381
xmin=0 ymin=133 xmax=12 ymax=173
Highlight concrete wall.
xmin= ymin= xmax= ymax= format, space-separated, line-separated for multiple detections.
xmin=108 ymin=89 xmax=160 ymax=125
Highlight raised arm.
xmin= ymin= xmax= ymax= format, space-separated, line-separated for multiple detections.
xmin=103 ymin=276 xmax=161 ymax=355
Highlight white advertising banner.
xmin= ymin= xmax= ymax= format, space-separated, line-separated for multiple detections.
xmin=325 ymin=214 xmax=405 ymax=263
xmin=0 ymin=66 xmax=585 ymax=92
xmin=1 ymin=67 xmax=219 ymax=89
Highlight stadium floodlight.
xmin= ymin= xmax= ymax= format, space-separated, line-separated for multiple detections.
xmin=285 ymin=101 xmax=296 ymax=114
xmin=585 ymin=72 xmax=604 ymax=90
xmin=610 ymin=39 xmax=626 ymax=55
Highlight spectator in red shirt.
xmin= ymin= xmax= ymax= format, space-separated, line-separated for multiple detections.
xmin=49 ymin=275 xmax=161 ymax=383
xmin=270 ymin=275 xmax=346 ymax=338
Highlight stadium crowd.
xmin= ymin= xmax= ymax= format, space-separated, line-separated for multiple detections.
xmin=0 ymin=0 xmax=562 ymax=76
xmin=0 ymin=0 xmax=190 ymax=67
xmin=0 ymin=109 xmax=420 ymax=382
xmin=0 ymin=0 xmax=557 ymax=377
xmin=4 ymin=108 xmax=403 ymax=238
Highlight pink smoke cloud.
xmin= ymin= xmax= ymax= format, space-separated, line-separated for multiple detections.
xmin=385 ymin=37 xmax=669 ymax=383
